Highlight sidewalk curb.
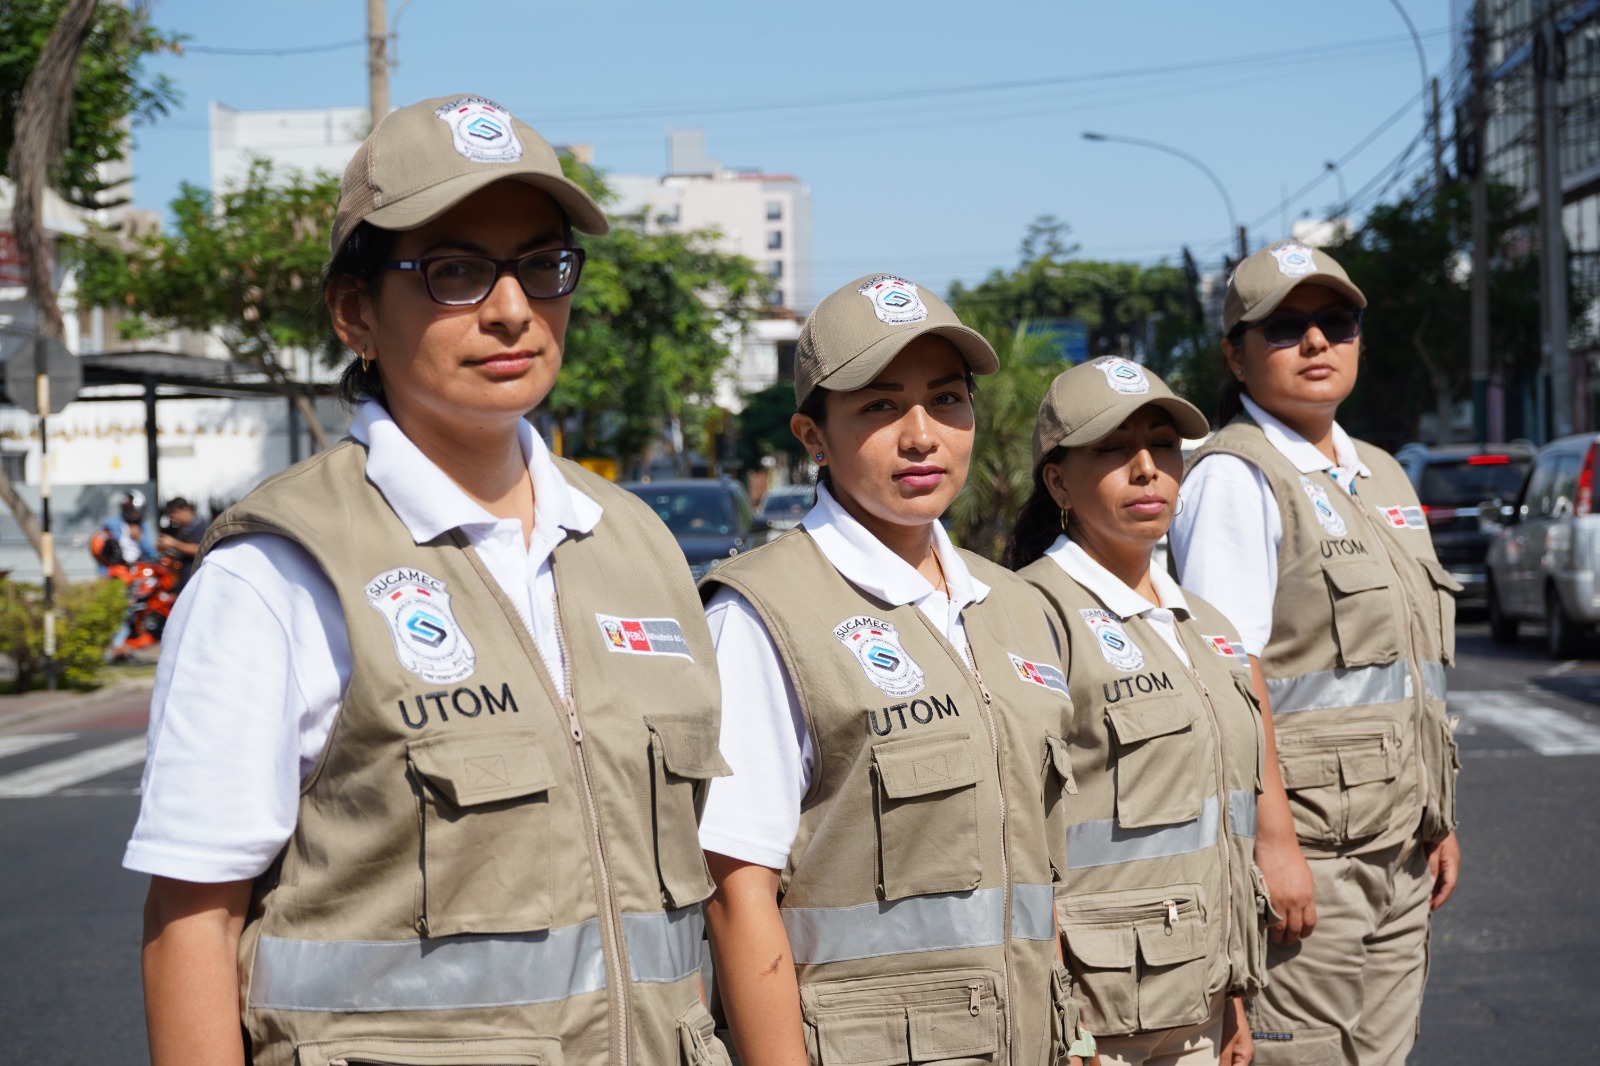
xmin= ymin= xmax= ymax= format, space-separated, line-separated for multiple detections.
xmin=0 ymin=675 xmax=156 ymax=732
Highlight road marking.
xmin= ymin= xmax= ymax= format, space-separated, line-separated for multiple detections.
xmin=1450 ymin=691 xmax=1600 ymax=756
xmin=0 ymin=733 xmax=77 ymax=759
xmin=0 ymin=736 xmax=148 ymax=797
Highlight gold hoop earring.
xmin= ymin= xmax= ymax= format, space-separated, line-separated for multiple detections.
xmin=1174 ymin=496 xmax=1185 ymax=517
xmin=1059 ymin=507 xmax=1069 ymax=533
xmin=360 ymin=345 xmax=372 ymax=374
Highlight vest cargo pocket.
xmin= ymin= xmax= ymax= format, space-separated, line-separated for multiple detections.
xmin=1048 ymin=962 xmax=1080 ymax=1062
xmin=678 ymin=1000 xmax=733 ymax=1066
xmin=1104 ymin=695 xmax=1203 ymax=829
xmin=1418 ymin=557 xmax=1463 ymax=665
xmin=294 ymin=1035 xmax=564 ymax=1065
xmin=1321 ymin=559 xmax=1401 ymax=668
xmin=647 ymin=717 xmax=733 ymax=908
xmin=406 ymin=731 xmax=555 ymax=938
xmin=1232 ymin=676 xmax=1267 ymax=792
xmin=801 ymin=968 xmax=1001 ymax=1066
xmin=1059 ymin=885 xmax=1209 ymax=1037
xmin=1419 ymin=713 xmax=1460 ymax=843
xmin=1243 ymin=862 xmax=1277 ymax=996
xmin=871 ymin=734 xmax=983 ymax=901
xmin=1276 ymin=726 xmax=1400 ymax=846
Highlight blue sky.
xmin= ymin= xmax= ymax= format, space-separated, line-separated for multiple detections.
xmin=129 ymin=0 xmax=1457 ymax=303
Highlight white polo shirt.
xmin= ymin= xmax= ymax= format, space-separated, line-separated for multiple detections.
xmin=123 ymin=400 xmax=602 ymax=883
xmin=1169 ymin=394 xmax=1370 ymax=656
xmin=697 ymin=484 xmax=990 ymax=871
xmin=1043 ymin=533 xmax=1191 ymax=666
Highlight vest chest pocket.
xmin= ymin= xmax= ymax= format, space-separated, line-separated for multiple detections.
xmin=801 ymin=968 xmax=1001 ymax=1066
xmin=1418 ymin=556 xmax=1463 ymax=665
xmin=646 ymin=717 xmax=733 ymax=908
xmin=1104 ymin=695 xmax=1204 ymax=829
xmin=406 ymin=730 xmax=556 ymax=938
xmin=1276 ymin=725 xmax=1400 ymax=846
xmin=1059 ymin=884 xmax=1210 ymax=1036
xmin=294 ymin=1035 xmax=563 ymax=1066
xmin=871 ymin=733 xmax=984 ymax=901
xmin=1322 ymin=559 xmax=1402 ymax=668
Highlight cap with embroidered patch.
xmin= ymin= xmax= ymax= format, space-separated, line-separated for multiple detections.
xmin=1223 ymin=239 xmax=1366 ymax=334
xmin=794 ymin=273 xmax=999 ymax=406
xmin=1032 ymin=357 xmax=1209 ymax=468
xmin=330 ymin=93 xmax=609 ymax=254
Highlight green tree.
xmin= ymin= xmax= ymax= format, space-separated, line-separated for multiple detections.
xmin=734 ymin=381 xmax=805 ymax=476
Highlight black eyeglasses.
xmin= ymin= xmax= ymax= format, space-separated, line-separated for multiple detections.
xmin=1244 ymin=307 xmax=1363 ymax=349
xmin=379 ymin=248 xmax=586 ymax=305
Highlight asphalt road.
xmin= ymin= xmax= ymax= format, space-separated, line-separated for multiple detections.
xmin=1 ymin=622 xmax=1597 ymax=1063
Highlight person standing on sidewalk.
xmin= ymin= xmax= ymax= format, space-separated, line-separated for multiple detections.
xmin=1006 ymin=358 xmax=1270 ymax=1066
xmin=1170 ymin=240 xmax=1462 ymax=1065
xmin=124 ymin=94 xmax=730 ymax=1066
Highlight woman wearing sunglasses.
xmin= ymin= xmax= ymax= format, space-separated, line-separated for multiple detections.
xmin=126 ymin=95 xmax=730 ymax=1066
xmin=697 ymin=275 xmax=1091 ymax=1066
xmin=1005 ymin=358 xmax=1269 ymax=1066
xmin=1169 ymin=241 xmax=1462 ymax=1066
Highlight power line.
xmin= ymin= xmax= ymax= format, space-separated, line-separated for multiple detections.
xmin=184 ymin=38 xmax=365 ymax=56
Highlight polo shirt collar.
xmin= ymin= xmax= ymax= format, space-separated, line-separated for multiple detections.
xmin=1043 ymin=533 xmax=1190 ymax=621
xmin=352 ymin=400 xmax=601 ymax=545
xmin=1242 ymin=394 xmax=1370 ymax=479
xmin=800 ymin=483 xmax=990 ymax=609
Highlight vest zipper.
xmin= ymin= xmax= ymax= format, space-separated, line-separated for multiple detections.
xmin=962 ymin=637 xmax=1014 ymax=1054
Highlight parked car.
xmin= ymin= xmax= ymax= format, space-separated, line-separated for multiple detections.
xmin=623 ymin=478 xmax=767 ymax=580
xmin=754 ymin=484 xmax=814 ymax=533
xmin=1483 ymin=433 xmax=1600 ymax=656
xmin=1396 ymin=442 xmax=1535 ymax=606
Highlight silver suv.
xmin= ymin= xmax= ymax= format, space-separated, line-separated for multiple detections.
xmin=1484 ymin=433 xmax=1600 ymax=657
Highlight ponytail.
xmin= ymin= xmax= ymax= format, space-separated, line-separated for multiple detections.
xmin=1002 ymin=447 xmax=1068 ymax=571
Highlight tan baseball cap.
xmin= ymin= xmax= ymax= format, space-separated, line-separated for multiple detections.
xmin=330 ymin=93 xmax=609 ymax=254
xmin=1223 ymin=239 xmax=1366 ymax=334
xmin=1032 ymin=357 xmax=1209 ymax=468
xmin=794 ymin=273 xmax=999 ymax=406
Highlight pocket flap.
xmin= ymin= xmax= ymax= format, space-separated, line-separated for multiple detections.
xmin=1044 ymin=731 xmax=1077 ymax=794
xmin=646 ymin=717 xmax=733 ymax=779
xmin=1419 ymin=556 xmax=1466 ymax=594
xmin=1322 ymin=558 xmax=1391 ymax=595
xmin=814 ymin=1010 xmax=910 ymax=1066
xmin=1061 ymin=920 xmax=1137 ymax=969
xmin=908 ymin=999 xmax=998 ymax=1060
xmin=1279 ymin=751 xmax=1338 ymax=789
xmin=1136 ymin=916 xmax=1206 ymax=967
xmin=294 ymin=1036 xmax=561 ymax=1066
xmin=1105 ymin=694 xmax=1198 ymax=744
xmin=1339 ymin=746 xmax=1396 ymax=786
xmin=407 ymin=731 xmax=554 ymax=808
xmin=873 ymin=733 xmax=979 ymax=799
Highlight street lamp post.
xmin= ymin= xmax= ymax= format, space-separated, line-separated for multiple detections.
xmin=1325 ymin=160 xmax=1348 ymax=224
xmin=1082 ymin=131 xmax=1245 ymax=264
xmin=1386 ymin=0 xmax=1448 ymax=194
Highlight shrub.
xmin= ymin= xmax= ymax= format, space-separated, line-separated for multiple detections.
xmin=0 ymin=578 xmax=128 ymax=692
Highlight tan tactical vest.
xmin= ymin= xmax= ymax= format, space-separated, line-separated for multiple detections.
xmin=200 ymin=440 xmax=731 ymax=1066
xmin=1189 ymin=419 xmax=1460 ymax=859
xmin=1019 ymin=557 xmax=1269 ymax=1038
xmin=703 ymin=530 xmax=1077 ymax=1066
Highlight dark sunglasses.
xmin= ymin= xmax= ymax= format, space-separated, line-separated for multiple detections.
xmin=1244 ymin=307 xmax=1363 ymax=349
xmin=379 ymin=247 xmax=586 ymax=305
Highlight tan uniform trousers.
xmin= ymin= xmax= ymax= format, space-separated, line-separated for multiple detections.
xmin=1248 ymin=843 xmax=1432 ymax=1066
xmin=1095 ymin=994 xmax=1227 ymax=1066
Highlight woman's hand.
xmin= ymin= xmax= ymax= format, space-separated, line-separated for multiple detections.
xmin=1426 ymin=830 xmax=1461 ymax=910
xmin=1256 ymin=832 xmax=1317 ymax=944
xmin=1219 ymin=995 xmax=1254 ymax=1065
xmin=142 ymin=876 xmax=252 ymax=1066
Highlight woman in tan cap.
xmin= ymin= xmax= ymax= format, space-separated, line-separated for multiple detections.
xmin=697 ymin=274 xmax=1092 ymax=1066
xmin=128 ymin=95 xmax=730 ymax=1066
xmin=1169 ymin=240 xmax=1461 ymax=1065
xmin=1005 ymin=357 xmax=1269 ymax=1066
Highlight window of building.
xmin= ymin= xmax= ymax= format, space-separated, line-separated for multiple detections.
xmin=776 ymin=341 xmax=797 ymax=380
xmin=767 ymin=287 xmax=785 ymax=306
xmin=0 ymin=452 xmax=23 ymax=485
xmin=657 ymin=204 xmax=680 ymax=226
xmin=766 ymin=200 xmax=783 ymax=221
xmin=766 ymin=260 xmax=783 ymax=279
xmin=767 ymin=230 xmax=783 ymax=251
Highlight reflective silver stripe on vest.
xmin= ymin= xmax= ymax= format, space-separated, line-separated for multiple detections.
xmin=1010 ymin=883 xmax=1056 ymax=941
xmin=249 ymin=907 xmax=701 ymax=1013
xmin=782 ymin=888 xmax=1006 ymax=965
xmin=1266 ymin=659 xmax=1447 ymax=716
xmin=1067 ymin=791 xmax=1256 ymax=870
xmin=1420 ymin=660 xmax=1447 ymax=701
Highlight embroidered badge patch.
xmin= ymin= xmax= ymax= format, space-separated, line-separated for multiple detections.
xmin=366 ymin=567 xmax=477 ymax=684
xmin=434 ymin=96 xmax=524 ymax=164
xmin=1079 ymin=609 xmax=1145 ymax=672
xmin=1380 ymin=505 xmax=1427 ymax=530
xmin=1270 ymin=240 xmax=1317 ymax=278
xmin=835 ymin=615 xmax=925 ymax=698
xmin=1008 ymin=654 xmax=1071 ymax=699
xmin=857 ymin=275 xmax=929 ymax=326
xmin=1204 ymin=634 xmax=1249 ymax=665
xmin=1094 ymin=356 xmax=1151 ymax=395
xmin=596 ymin=614 xmax=694 ymax=660
xmin=1300 ymin=476 xmax=1348 ymax=536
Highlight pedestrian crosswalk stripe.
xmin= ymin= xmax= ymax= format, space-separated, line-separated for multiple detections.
xmin=1450 ymin=691 xmax=1600 ymax=756
xmin=0 ymin=733 xmax=76 ymax=759
xmin=0 ymin=736 xmax=148 ymax=798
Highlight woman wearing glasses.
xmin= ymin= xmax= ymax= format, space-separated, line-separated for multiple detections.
xmin=1169 ymin=241 xmax=1462 ymax=1066
xmin=127 ymin=95 xmax=730 ymax=1066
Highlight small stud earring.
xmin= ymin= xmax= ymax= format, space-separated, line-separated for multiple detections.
xmin=814 ymin=452 xmax=825 ymax=463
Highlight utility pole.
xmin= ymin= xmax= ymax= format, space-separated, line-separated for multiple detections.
xmin=1469 ymin=0 xmax=1491 ymax=443
xmin=367 ymin=0 xmax=389 ymax=124
xmin=1534 ymin=0 xmax=1572 ymax=439
xmin=1431 ymin=77 xmax=1447 ymax=195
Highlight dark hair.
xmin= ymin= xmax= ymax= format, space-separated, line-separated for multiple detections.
xmin=324 ymin=220 xmax=399 ymax=408
xmin=796 ymin=370 xmax=979 ymax=492
xmin=1002 ymin=446 xmax=1067 ymax=571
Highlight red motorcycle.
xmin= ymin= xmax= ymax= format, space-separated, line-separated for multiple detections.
xmin=90 ymin=529 xmax=181 ymax=651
